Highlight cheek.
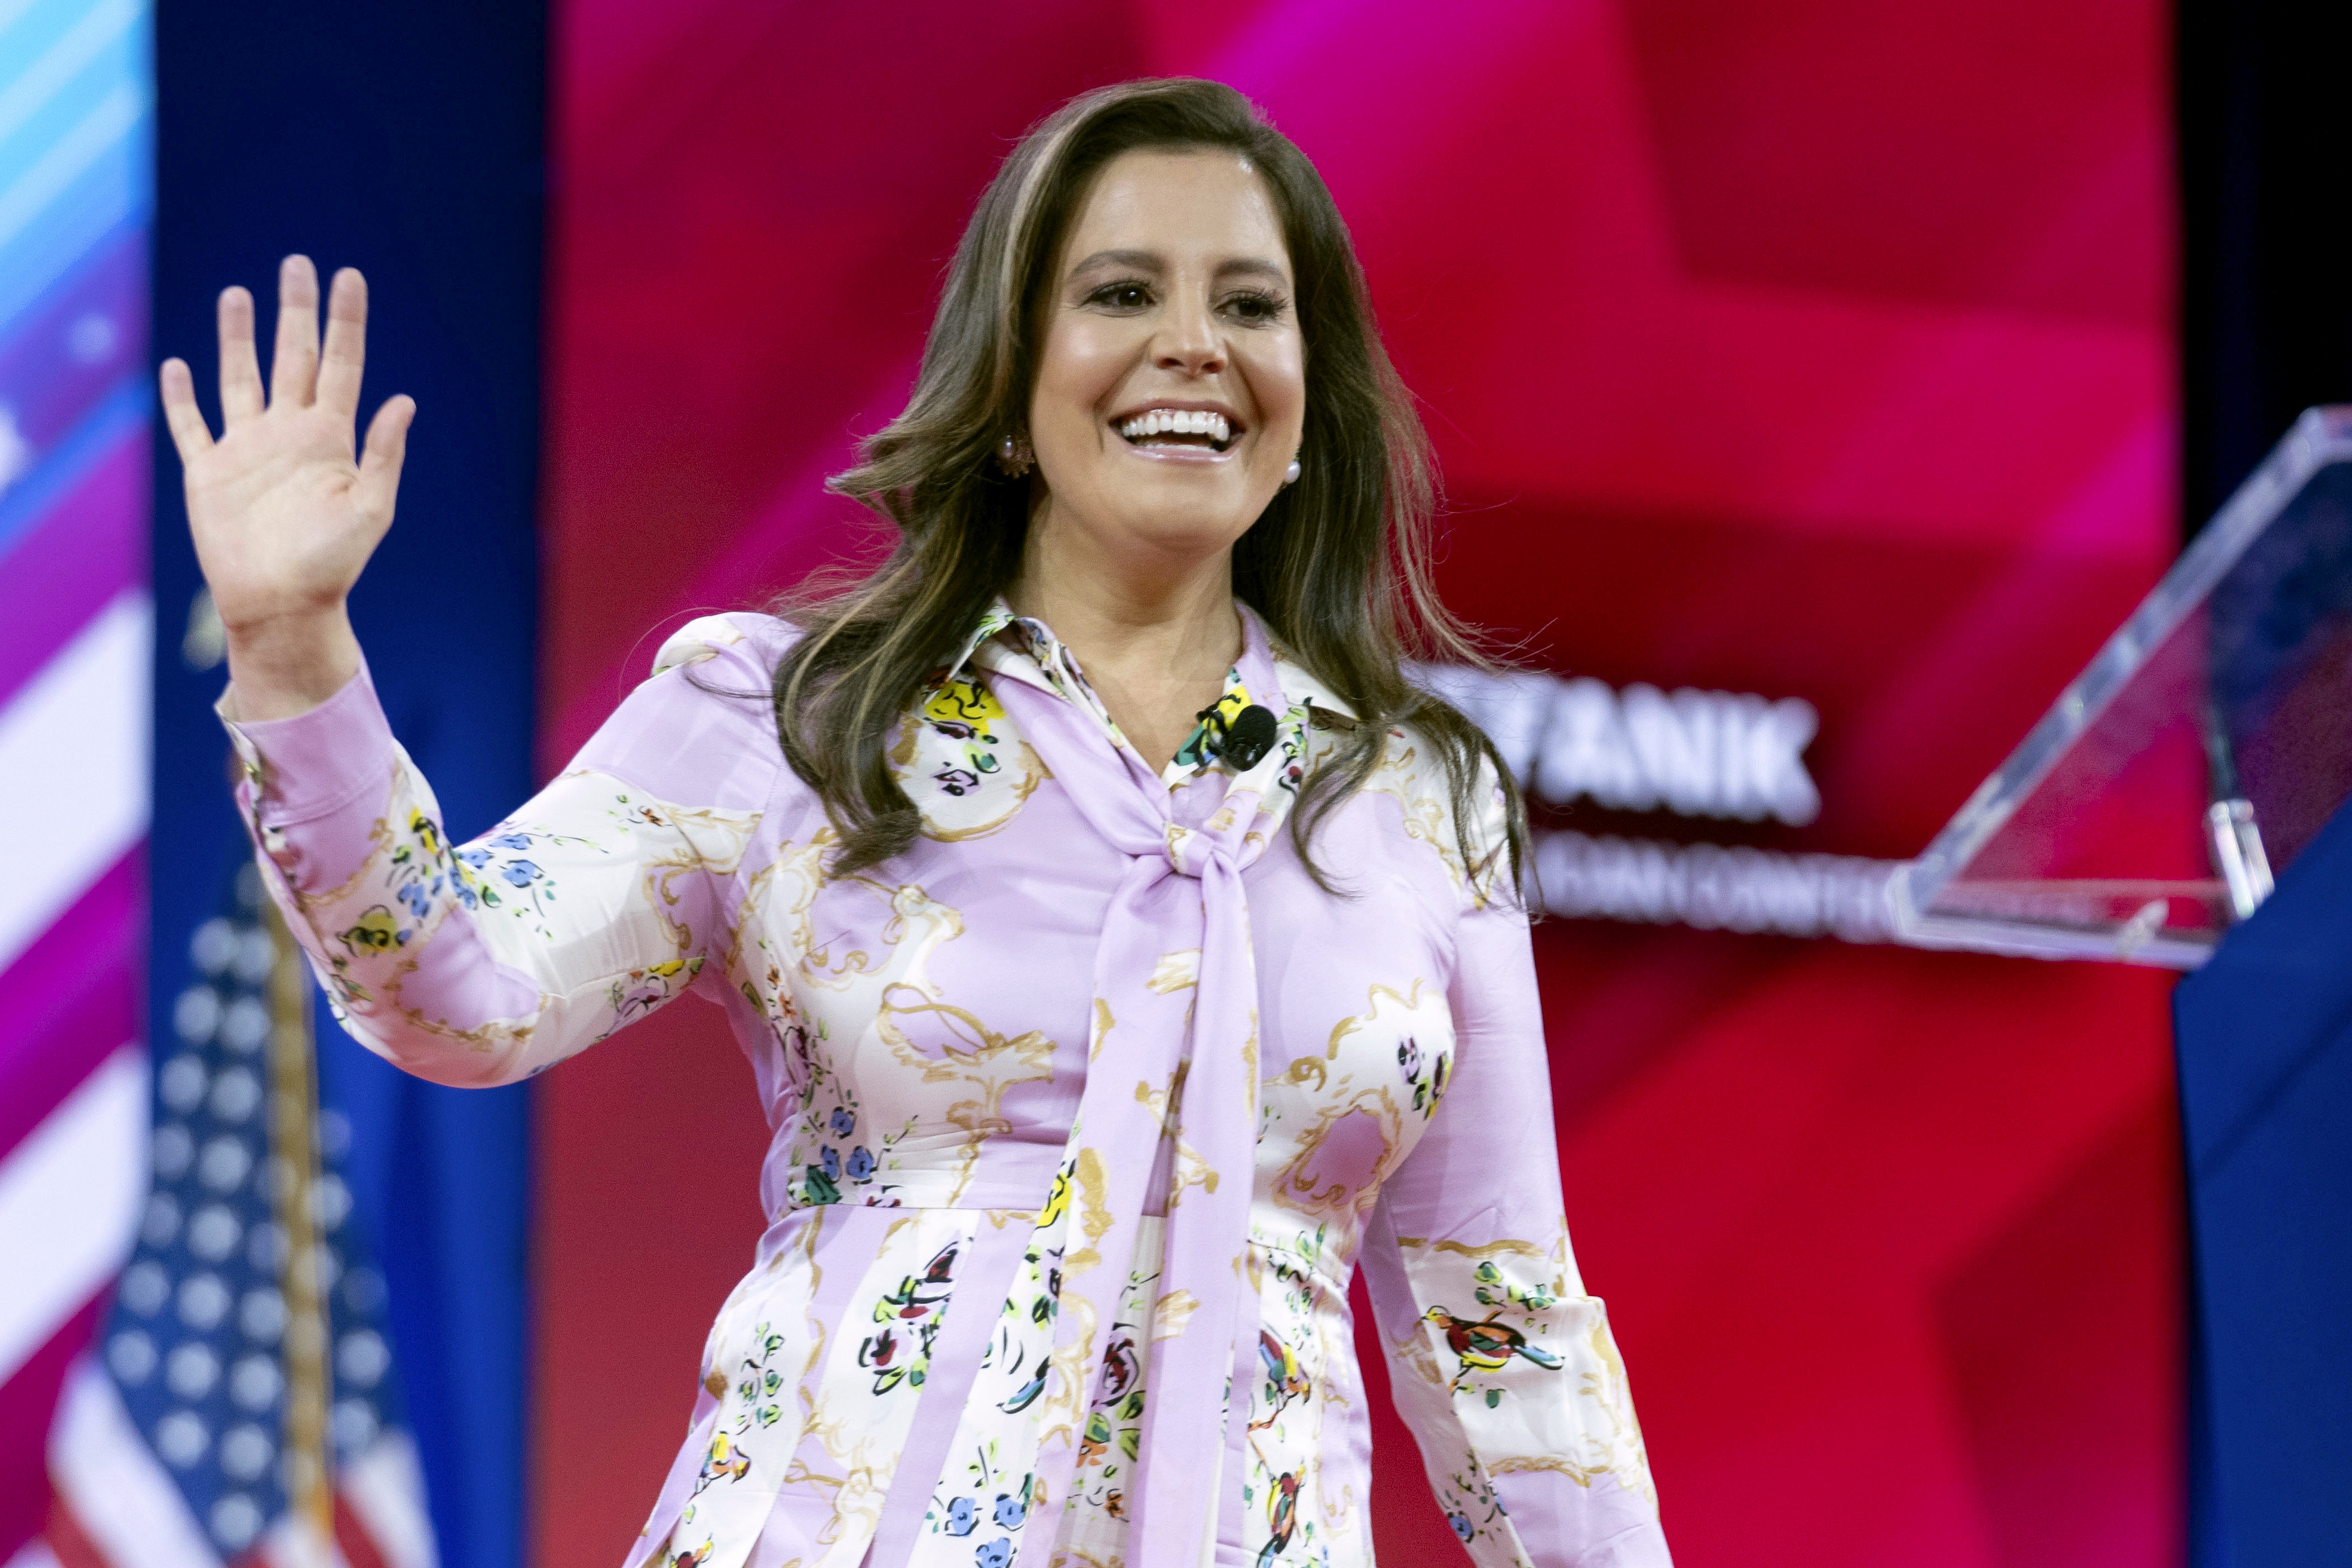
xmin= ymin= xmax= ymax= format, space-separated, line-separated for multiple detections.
xmin=1032 ymin=320 xmax=1132 ymax=433
xmin=1245 ymin=337 xmax=1307 ymax=436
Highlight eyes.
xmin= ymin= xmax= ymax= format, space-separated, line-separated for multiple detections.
xmin=1087 ymin=281 xmax=1153 ymax=312
xmin=1080 ymin=277 xmax=1290 ymax=326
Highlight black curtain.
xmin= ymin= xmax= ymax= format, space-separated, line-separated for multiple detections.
xmin=2179 ymin=2 xmax=2352 ymax=537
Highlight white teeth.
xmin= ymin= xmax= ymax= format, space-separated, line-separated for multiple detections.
xmin=1116 ymin=409 xmax=1236 ymax=446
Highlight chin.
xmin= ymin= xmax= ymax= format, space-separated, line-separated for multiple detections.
xmin=1108 ymin=466 xmax=1269 ymax=525
xmin=1096 ymin=496 xmax=1262 ymax=559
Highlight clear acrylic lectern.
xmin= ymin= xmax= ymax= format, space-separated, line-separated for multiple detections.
xmin=1889 ymin=406 xmax=2352 ymax=967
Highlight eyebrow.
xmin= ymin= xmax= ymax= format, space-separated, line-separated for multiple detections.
xmin=1065 ymin=249 xmax=1292 ymax=287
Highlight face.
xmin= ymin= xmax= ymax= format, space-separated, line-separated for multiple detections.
xmin=1025 ymin=148 xmax=1306 ymax=574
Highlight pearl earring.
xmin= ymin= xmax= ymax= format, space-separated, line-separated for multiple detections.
xmin=1283 ymin=458 xmax=1302 ymax=486
xmin=996 ymin=432 xmax=1034 ymax=478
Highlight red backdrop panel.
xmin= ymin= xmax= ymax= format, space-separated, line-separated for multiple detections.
xmin=535 ymin=3 xmax=2180 ymax=1565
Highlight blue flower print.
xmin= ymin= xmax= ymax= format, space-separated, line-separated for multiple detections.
xmin=992 ymin=1491 xmax=1027 ymax=1529
xmin=941 ymin=1496 xmax=976 ymax=1536
xmin=499 ymin=859 xmax=541 ymax=887
xmin=397 ymin=880 xmax=433 ymax=919
xmin=846 ymin=1145 xmax=875 ymax=1181
xmin=489 ymin=832 xmax=532 ymax=850
xmin=829 ymin=1107 xmax=855 ymax=1138
xmin=820 ymin=1146 xmax=841 ymax=1181
xmin=974 ymin=1541 xmax=1012 ymax=1568
xmin=1448 ymin=1512 xmax=1473 ymax=1542
xmin=457 ymin=846 xmax=491 ymax=868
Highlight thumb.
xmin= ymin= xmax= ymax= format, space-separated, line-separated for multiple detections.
xmin=355 ymin=394 xmax=416 ymax=525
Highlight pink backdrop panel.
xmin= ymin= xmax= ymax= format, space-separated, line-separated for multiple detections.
xmin=536 ymin=3 xmax=2180 ymax=1565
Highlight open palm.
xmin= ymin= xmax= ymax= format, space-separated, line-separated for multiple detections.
xmin=160 ymin=255 xmax=414 ymax=644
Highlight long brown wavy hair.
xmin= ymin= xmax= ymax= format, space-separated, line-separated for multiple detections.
xmin=771 ymin=77 xmax=1527 ymax=893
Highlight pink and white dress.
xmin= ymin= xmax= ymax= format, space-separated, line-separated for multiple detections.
xmin=222 ymin=603 xmax=1669 ymax=1568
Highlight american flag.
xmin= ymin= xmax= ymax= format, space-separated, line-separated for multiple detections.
xmin=0 ymin=4 xmax=435 ymax=1564
xmin=21 ymin=867 xmax=438 ymax=1568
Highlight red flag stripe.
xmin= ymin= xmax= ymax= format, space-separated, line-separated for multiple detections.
xmin=43 ymin=1494 xmax=114 ymax=1568
xmin=333 ymin=1493 xmax=390 ymax=1568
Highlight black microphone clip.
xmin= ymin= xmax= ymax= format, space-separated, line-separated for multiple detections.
xmin=1221 ymin=704 xmax=1279 ymax=771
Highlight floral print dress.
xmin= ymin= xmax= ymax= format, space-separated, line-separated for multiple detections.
xmin=220 ymin=602 xmax=1669 ymax=1568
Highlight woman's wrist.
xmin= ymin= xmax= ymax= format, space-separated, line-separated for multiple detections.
xmin=222 ymin=603 xmax=362 ymax=722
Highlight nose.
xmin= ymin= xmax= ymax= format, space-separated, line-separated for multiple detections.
xmin=1153 ymin=291 xmax=1225 ymax=377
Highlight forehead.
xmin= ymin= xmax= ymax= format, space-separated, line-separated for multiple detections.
xmin=1061 ymin=148 xmax=1289 ymax=267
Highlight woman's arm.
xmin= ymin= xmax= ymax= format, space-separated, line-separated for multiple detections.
xmin=224 ymin=620 xmax=778 ymax=1087
xmin=162 ymin=259 xmax=777 ymax=1085
xmin=1356 ymin=790 xmax=1670 ymax=1566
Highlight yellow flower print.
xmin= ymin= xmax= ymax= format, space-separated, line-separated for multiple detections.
xmin=923 ymin=677 xmax=1005 ymax=736
xmin=407 ymin=809 xmax=442 ymax=857
xmin=1172 ymin=680 xmax=1248 ymax=772
xmin=693 ymin=1431 xmax=750 ymax=1493
xmin=1038 ymin=1164 xmax=1071 ymax=1228
xmin=339 ymin=906 xmax=400 ymax=955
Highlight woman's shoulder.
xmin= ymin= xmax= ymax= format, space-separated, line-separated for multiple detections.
xmin=1368 ymin=713 xmax=1516 ymax=910
xmin=566 ymin=612 xmax=801 ymax=817
xmin=1275 ymin=653 xmax=1518 ymax=912
xmin=650 ymin=610 xmax=801 ymax=680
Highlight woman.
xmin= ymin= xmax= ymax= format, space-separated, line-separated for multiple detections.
xmin=163 ymin=79 xmax=1668 ymax=1568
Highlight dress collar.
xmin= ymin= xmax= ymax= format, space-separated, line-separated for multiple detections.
xmin=938 ymin=597 xmax=1346 ymax=788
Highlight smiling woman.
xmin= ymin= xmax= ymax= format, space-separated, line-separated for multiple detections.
xmin=164 ymin=75 xmax=1669 ymax=1568
xmin=1016 ymin=147 xmax=1306 ymax=770
xmin=775 ymin=80 xmax=1514 ymax=889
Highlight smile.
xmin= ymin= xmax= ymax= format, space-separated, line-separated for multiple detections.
xmin=1114 ymin=405 xmax=1238 ymax=454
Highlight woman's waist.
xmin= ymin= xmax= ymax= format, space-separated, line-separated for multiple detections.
xmin=761 ymin=1148 xmax=1363 ymax=1291
xmin=764 ymin=1130 xmax=1062 ymax=1214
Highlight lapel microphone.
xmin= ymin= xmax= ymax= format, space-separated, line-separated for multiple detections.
xmin=1221 ymin=704 xmax=1280 ymax=771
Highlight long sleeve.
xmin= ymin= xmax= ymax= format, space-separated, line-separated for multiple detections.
xmin=219 ymin=615 xmax=780 ymax=1087
xmin=1357 ymin=889 xmax=1669 ymax=1566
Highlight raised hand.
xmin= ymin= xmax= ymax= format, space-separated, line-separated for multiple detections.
xmin=159 ymin=255 xmax=415 ymax=720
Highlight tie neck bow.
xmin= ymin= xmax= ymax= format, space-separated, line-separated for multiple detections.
xmin=910 ymin=607 xmax=1307 ymax=1568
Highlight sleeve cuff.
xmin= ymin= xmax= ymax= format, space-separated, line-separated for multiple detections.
xmin=216 ymin=658 xmax=397 ymax=827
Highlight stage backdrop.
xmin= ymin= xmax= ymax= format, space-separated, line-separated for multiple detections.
xmin=144 ymin=6 xmax=548 ymax=1567
xmin=533 ymin=3 xmax=2181 ymax=1566
xmin=0 ymin=0 xmax=154 ymax=1550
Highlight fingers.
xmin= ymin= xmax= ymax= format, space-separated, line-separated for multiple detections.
xmin=217 ymin=286 xmax=264 ymax=424
xmin=355 ymin=394 xmax=416 ymax=524
xmin=269 ymin=254 xmax=321 ymax=409
xmin=315 ymin=268 xmax=369 ymax=418
xmin=157 ymin=359 xmax=215 ymax=461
